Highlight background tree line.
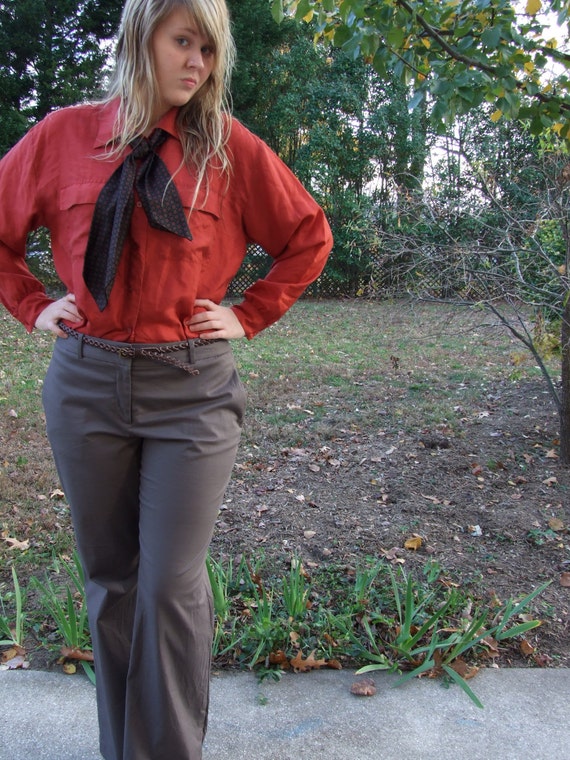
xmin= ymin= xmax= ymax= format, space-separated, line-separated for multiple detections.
xmin=1 ymin=0 xmax=569 ymax=459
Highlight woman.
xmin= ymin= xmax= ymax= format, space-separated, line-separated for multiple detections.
xmin=0 ymin=0 xmax=332 ymax=758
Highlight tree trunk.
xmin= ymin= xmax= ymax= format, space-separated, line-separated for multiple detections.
xmin=560 ymin=209 xmax=570 ymax=465
xmin=561 ymin=302 xmax=570 ymax=465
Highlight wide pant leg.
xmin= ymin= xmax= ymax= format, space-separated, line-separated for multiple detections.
xmin=42 ymin=336 xmax=246 ymax=760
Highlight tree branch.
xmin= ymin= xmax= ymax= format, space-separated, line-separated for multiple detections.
xmin=393 ymin=0 xmax=570 ymax=115
xmin=394 ymin=0 xmax=498 ymax=75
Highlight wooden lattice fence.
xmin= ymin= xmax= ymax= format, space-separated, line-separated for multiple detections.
xmin=227 ymin=244 xmax=349 ymax=299
xmin=228 ymin=244 xmax=494 ymax=300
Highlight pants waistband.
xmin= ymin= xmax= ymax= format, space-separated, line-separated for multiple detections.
xmin=57 ymin=322 xmax=226 ymax=375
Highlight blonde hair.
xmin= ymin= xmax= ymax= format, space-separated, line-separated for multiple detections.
xmin=105 ymin=0 xmax=235 ymax=193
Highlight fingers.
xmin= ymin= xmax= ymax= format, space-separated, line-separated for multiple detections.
xmin=188 ymin=300 xmax=245 ymax=340
xmin=194 ymin=298 xmax=216 ymax=309
xmin=35 ymin=294 xmax=83 ymax=337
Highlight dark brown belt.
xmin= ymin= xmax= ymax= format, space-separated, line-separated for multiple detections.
xmin=58 ymin=322 xmax=222 ymax=375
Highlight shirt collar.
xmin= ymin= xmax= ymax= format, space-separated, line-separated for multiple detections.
xmin=94 ymin=99 xmax=181 ymax=148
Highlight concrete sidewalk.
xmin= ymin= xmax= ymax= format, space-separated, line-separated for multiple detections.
xmin=0 ymin=668 xmax=568 ymax=759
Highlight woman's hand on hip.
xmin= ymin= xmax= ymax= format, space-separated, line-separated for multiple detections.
xmin=35 ymin=294 xmax=83 ymax=337
xmin=188 ymin=299 xmax=246 ymax=340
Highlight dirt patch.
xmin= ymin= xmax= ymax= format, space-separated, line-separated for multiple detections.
xmin=213 ymin=376 xmax=570 ymax=668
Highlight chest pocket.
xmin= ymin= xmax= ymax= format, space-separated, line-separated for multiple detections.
xmin=179 ymin=182 xmax=223 ymax=256
xmin=60 ymin=182 xmax=103 ymax=208
xmin=58 ymin=182 xmax=105 ymax=255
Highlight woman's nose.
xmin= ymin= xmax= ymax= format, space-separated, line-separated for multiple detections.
xmin=186 ymin=53 xmax=204 ymax=69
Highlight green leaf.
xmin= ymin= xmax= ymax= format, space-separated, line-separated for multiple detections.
xmin=441 ymin=664 xmax=485 ymax=709
xmin=355 ymin=661 xmax=392 ymax=674
xmin=481 ymin=27 xmax=502 ymax=48
xmin=296 ymin=0 xmax=314 ymax=20
xmin=386 ymin=27 xmax=406 ymax=48
xmin=496 ymin=621 xmax=541 ymax=640
xmin=392 ymin=657 xmax=436 ymax=687
xmin=271 ymin=0 xmax=284 ymax=24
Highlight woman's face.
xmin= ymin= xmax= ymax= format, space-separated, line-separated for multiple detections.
xmin=150 ymin=6 xmax=215 ymax=122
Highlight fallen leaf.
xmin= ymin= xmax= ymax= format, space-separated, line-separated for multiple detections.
xmin=350 ymin=677 xmax=376 ymax=697
xmin=62 ymin=662 xmax=77 ymax=675
xmin=518 ymin=613 xmax=535 ymax=623
xmin=548 ymin=518 xmax=565 ymax=532
xmin=60 ymin=646 xmax=94 ymax=662
xmin=289 ymin=631 xmax=301 ymax=647
xmin=268 ymin=650 xmax=290 ymax=669
xmin=560 ymin=572 xmax=570 ymax=588
xmin=545 ymin=449 xmax=558 ymax=459
xmin=50 ymin=488 xmax=66 ymax=499
xmin=1 ymin=645 xmax=25 ymax=663
xmin=480 ymin=637 xmax=500 ymax=657
xmin=439 ymin=578 xmax=460 ymax=589
xmin=533 ymin=652 xmax=553 ymax=667
xmin=448 ymin=658 xmax=479 ymax=680
xmin=303 ymin=530 xmax=316 ymax=540
xmin=1 ymin=534 xmax=29 ymax=551
xmin=520 ymin=640 xmax=535 ymax=656
xmin=0 ymin=653 xmax=29 ymax=670
xmin=404 ymin=534 xmax=422 ymax=551
xmin=542 ymin=477 xmax=557 ymax=487
xmin=290 ymin=650 xmax=327 ymax=672
xmin=381 ymin=546 xmax=405 ymax=563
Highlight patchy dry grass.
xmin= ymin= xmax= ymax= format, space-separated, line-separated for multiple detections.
xmin=232 ymin=299 xmax=552 ymax=445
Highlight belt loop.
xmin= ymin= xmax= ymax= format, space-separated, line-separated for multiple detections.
xmin=186 ymin=338 xmax=196 ymax=366
xmin=76 ymin=332 xmax=84 ymax=359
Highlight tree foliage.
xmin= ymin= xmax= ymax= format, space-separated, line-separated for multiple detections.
xmin=0 ymin=0 xmax=121 ymax=154
xmin=231 ymin=0 xmax=432 ymax=291
xmin=272 ymin=0 xmax=570 ymax=142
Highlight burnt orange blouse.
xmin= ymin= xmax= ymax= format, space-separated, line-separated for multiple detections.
xmin=0 ymin=100 xmax=332 ymax=342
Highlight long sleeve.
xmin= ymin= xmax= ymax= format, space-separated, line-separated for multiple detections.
xmin=227 ymin=120 xmax=333 ymax=338
xmin=0 ymin=121 xmax=55 ymax=330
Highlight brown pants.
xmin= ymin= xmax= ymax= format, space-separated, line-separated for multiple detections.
xmin=42 ymin=335 xmax=246 ymax=760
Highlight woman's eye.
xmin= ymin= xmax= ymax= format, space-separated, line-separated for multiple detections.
xmin=176 ymin=37 xmax=189 ymax=47
xmin=201 ymin=45 xmax=214 ymax=57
